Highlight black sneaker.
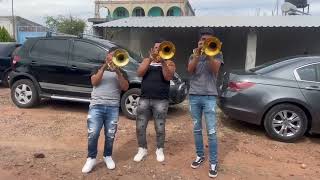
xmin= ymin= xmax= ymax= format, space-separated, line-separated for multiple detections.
xmin=191 ymin=156 xmax=205 ymax=169
xmin=208 ymin=164 xmax=218 ymax=178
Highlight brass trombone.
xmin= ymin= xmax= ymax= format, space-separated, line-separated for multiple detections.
xmin=108 ymin=49 xmax=130 ymax=70
xmin=194 ymin=37 xmax=222 ymax=57
xmin=202 ymin=37 xmax=222 ymax=57
xmin=158 ymin=41 xmax=176 ymax=60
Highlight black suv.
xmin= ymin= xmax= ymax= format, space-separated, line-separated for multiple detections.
xmin=0 ymin=42 xmax=21 ymax=87
xmin=9 ymin=35 xmax=188 ymax=119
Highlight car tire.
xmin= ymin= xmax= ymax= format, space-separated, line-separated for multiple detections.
xmin=121 ymin=88 xmax=141 ymax=120
xmin=264 ymin=104 xmax=308 ymax=142
xmin=2 ymin=70 xmax=11 ymax=88
xmin=11 ymin=79 xmax=40 ymax=108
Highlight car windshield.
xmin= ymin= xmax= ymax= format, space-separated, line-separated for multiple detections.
xmin=86 ymin=37 xmax=143 ymax=63
xmin=86 ymin=36 xmax=142 ymax=63
xmin=115 ymin=44 xmax=143 ymax=63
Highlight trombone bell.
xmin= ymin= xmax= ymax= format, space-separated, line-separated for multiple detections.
xmin=203 ymin=37 xmax=222 ymax=57
xmin=159 ymin=41 xmax=176 ymax=60
xmin=112 ymin=49 xmax=129 ymax=67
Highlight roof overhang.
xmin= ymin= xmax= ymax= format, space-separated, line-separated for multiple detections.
xmin=94 ymin=16 xmax=320 ymax=28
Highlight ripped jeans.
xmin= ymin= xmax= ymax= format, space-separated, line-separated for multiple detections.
xmin=87 ymin=105 xmax=119 ymax=158
xmin=189 ymin=95 xmax=218 ymax=165
xmin=136 ymin=98 xmax=169 ymax=149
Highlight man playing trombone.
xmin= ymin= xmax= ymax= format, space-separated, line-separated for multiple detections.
xmin=82 ymin=49 xmax=129 ymax=173
xmin=187 ymin=28 xmax=224 ymax=178
xmin=134 ymin=39 xmax=176 ymax=162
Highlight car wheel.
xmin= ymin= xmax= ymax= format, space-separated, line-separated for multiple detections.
xmin=121 ymin=88 xmax=141 ymax=120
xmin=2 ymin=70 xmax=11 ymax=88
xmin=11 ymin=79 xmax=40 ymax=108
xmin=264 ymin=104 xmax=308 ymax=142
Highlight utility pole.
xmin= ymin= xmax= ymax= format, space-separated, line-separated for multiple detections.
xmin=276 ymin=0 xmax=280 ymax=15
xmin=11 ymin=0 xmax=16 ymax=40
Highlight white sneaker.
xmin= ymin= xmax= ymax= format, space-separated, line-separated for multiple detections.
xmin=156 ymin=148 xmax=165 ymax=162
xmin=104 ymin=156 xmax=116 ymax=170
xmin=82 ymin=158 xmax=96 ymax=173
xmin=134 ymin=147 xmax=148 ymax=162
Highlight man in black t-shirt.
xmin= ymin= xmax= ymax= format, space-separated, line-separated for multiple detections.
xmin=133 ymin=39 xmax=176 ymax=163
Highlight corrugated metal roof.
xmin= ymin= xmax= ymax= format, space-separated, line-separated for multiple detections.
xmin=94 ymin=16 xmax=320 ymax=28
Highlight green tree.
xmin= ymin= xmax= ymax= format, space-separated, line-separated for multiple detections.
xmin=45 ymin=15 xmax=86 ymax=36
xmin=0 ymin=26 xmax=14 ymax=42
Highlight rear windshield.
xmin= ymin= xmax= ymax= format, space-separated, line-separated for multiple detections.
xmin=0 ymin=44 xmax=19 ymax=57
xmin=249 ymin=57 xmax=297 ymax=74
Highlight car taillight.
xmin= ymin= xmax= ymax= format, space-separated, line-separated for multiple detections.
xmin=228 ymin=81 xmax=255 ymax=92
xmin=12 ymin=55 xmax=21 ymax=65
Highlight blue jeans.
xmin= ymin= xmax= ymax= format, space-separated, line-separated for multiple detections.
xmin=87 ymin=105 xmax=119 ymax=158
xmin=189 ymin=95 xmax=218 ymax=165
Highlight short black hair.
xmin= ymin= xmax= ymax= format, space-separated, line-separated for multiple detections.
xmin=199 ymin=28 xmax=215 ymax=37
xmin=154 ymin=38 xmax=166 ymax=44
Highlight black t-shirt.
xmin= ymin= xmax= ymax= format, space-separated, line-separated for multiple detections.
xmin=141 ymin=63 xmax=170 ymax=100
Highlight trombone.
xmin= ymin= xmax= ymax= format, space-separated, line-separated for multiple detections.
xmin=158 ymin=41 xmax=176 ymax=60
xmin=107 ymin=49 xmax=130 ymax=70
xmin=194 ymin=37 xmax=222 ymax=57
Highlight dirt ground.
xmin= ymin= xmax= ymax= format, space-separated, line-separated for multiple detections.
xmin=0 ymin=87 xmax=320 ymax=180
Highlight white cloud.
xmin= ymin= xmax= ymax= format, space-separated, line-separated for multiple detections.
xmin=0 ymin=0 xmax=319 ymax=25
xmin=190 ymin=0 xmax=320 ymax=16
xmin=0 ymin=0 xmax=94 ymax=25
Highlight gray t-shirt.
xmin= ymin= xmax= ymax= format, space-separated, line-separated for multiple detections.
xmin=188 ymin=53 xmax=224 ymax=96
xmin=90 ymin=70 xmax=121 ymax=107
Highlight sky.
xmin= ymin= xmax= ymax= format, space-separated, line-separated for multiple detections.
xmin=0 ymin=0 xmax=320 ymax=26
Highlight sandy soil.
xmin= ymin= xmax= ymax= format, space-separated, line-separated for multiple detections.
xmin=0 ymin=87 xmax=320 ymax=180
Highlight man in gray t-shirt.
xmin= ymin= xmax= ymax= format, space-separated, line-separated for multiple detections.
xmin=187 ymin=28 xmax=223 ymax=178
xmin=82 ymin=49 xmax=129 ymax=173
xmin=188 ymin=52 xmax=223 ymax=96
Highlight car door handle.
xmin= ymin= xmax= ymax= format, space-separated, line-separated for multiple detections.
xmin=31 ymin=61 xmax=37 ymax=65
xmin=71 ymin=65 xmax=77 ymax=70
xmin=305 ymin=86 xmax=320 ymax=90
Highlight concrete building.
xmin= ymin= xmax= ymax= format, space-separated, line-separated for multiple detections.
xmin=94 ymin=16 xmax=320 ymax=79
xmin=0 ymin=16 xmax=46 ymax=43
xmin=89 ymin=0 xmax=194 ymax=24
